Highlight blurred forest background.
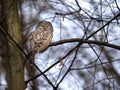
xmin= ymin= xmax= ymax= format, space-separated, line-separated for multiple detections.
xmin=0 ymin=0 xmax=120 ymax=90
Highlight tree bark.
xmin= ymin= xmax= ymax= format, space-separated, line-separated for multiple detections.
xmin=1 ymin=0 xmax=25 ymax=90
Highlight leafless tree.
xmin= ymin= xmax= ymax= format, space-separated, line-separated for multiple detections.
xmin=0 ymin=0 xmax=120 ymax=90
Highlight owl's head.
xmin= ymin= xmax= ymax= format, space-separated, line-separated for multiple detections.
xmin=36 ymin=21 xmax=53 ymax=31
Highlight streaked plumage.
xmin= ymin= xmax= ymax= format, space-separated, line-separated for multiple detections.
xmin=29 ymin=21 xmax=53 ymax=55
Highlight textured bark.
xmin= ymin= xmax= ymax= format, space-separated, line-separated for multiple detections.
xmin=1 ymin=0 xmax=25 ymax=90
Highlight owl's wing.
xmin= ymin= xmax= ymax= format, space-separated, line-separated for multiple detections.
xmin=29 ymin=28 xmax=53 ymax=53
xmin=37 ymin=32 xmax=53 ymax=52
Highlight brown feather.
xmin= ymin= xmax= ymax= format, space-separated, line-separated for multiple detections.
xmin=29 ymin=21 xmax=53 ymax=55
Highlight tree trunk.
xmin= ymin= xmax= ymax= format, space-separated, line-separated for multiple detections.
xmin=1 ymin=0 xmax=25 ymax=90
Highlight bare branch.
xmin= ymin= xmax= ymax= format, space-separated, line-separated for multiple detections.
xmin=50 ymin=38 xmax=120 ymax=50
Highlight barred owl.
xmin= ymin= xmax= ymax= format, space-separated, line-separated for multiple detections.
xmin=29 ymin=21 xmax=53 ymax=55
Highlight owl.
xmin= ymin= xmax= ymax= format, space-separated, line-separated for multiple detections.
xmin=29 ymin=21 xmax=53 ymax=55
